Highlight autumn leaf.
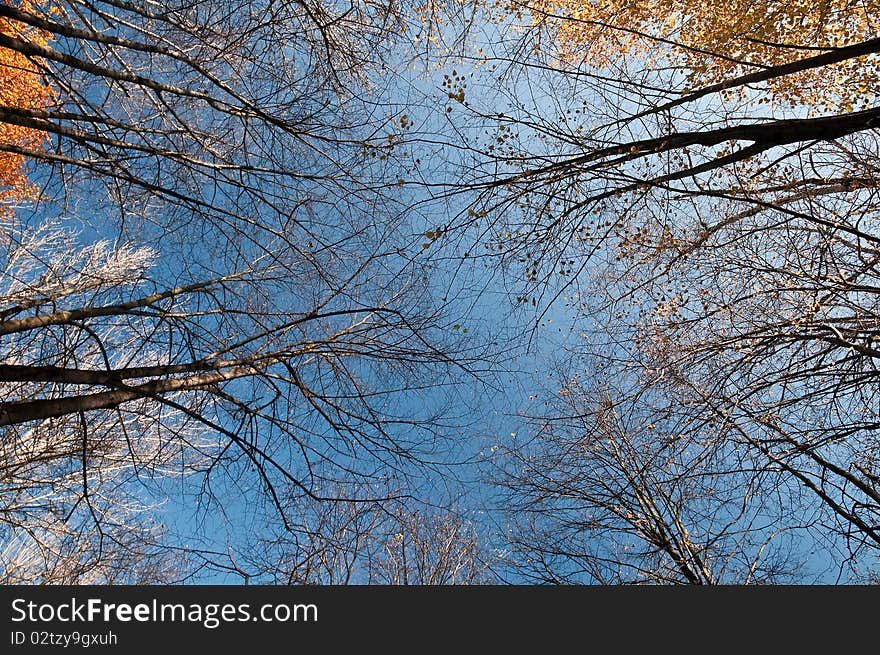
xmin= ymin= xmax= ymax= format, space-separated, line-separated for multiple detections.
xmin=0 ymin=0 xmax=57 ymax=217
xmin=526 ymin=0 xmax=880 ymax=112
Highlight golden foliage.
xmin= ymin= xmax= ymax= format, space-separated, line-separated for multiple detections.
xmin=528 ymin=0 xmax=880 ymax=110
xmin=0 ymin=0 xmax=56 ymax=216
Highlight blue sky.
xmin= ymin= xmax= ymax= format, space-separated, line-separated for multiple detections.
xmin=6 ymin=1 xmax=874 ymax=583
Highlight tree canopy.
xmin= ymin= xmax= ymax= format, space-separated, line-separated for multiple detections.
xmin=0 ymin=0 xmax=54 ymax=215
xmin=1 ymin=0 xmax=879 ymax=583
xmin=526 ymin=0 xmax=880 ymax=110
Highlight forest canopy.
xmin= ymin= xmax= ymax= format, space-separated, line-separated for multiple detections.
xmin=0 ymin=0 xmax=878 ymax=584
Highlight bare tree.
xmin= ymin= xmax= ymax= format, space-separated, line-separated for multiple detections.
xmin=245 ymin=484 xmax=493 ymax=584
xmin=0 ymin=0 xmax=498 ymax=581
xmin=423 ymin=5 xmax=880 ymax=582
xmin=0 ymin=215 xmax=213 ymax=582
xmin=0 ymin=194 xmax=490 ymax=576
xmin=498 ymin=376 xmax=826 ymax=583
xmin=369 ymin=506 xmax=489 ymax=584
